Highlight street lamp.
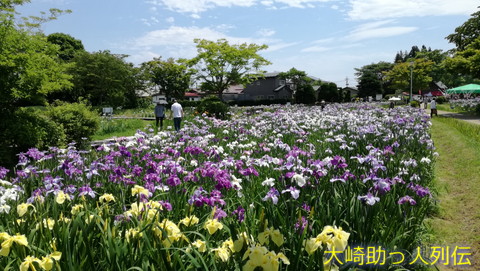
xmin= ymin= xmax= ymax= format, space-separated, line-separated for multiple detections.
xmin=409 ymin=61 xmax=414 ymax=102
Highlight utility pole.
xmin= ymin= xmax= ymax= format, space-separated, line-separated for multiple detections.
xmin=345 ymin=77 xmax=349 ymax=88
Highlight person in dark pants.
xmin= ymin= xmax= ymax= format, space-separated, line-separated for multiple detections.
xmin=154 ymin=102 xmax=166 ymax=129
xmin=170 ymin=99 xmax=183 ymax=132
xmin=430 ymin=98 xmax=438 ymax=117
xmin=389 ymin=101 xmax=394 ymax=109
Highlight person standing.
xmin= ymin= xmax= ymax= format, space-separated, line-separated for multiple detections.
xmin=154 ymin=102 xmax=166 ymax=129
xmin=171 ymin=99 xmax=184 ymax=132
xmin=430 ymin=98 xmax=437 ymax=117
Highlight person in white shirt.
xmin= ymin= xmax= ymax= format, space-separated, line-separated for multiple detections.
xmin=170 ymin=99 xmax=184 ymax=132
xmin=430 ymin=98 xmax=437 ymax=117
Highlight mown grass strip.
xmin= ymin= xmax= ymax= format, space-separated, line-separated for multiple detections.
xmin=428 ymin=117 xmax=480 ymax=270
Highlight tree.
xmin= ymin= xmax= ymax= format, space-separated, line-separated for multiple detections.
xmin=318 ymin=82 xmax=339 ymax=102
xmin=68 ymin=50 xmax=140 ymax=108
xmin=443 ymin=36 xmax=480 ymax=83
xmin=446 ymin=10 xmax=480 ymax=51
xmin=1 ymin=0 xmax=73 ymax=166
xmin=0 ymin=2 xmax=72 ymax=112
xmin=140 ymin=57 xmax=192 ymax=101
xmin=355 ymin=62 xmax=394 ymax=96
xmin=384 ymin=58 xmax=434 ymax=94
xmin=47 ymin=32 xmax=85 ymax=61
xmin=295 ymin=84 xmax=316 ymax=105
xmin=357 ymin=71 xmax=382 ymax=98
xmin=187 ymin=39 xmax=271 ymax=100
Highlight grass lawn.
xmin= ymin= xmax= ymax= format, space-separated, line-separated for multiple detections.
xmin=428 ymin=117 xmax=480 ymax=270
xmin=91 ymin=118 xmax=153 ymax=141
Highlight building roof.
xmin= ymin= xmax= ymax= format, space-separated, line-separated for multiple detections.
xmin=185 ymin=92 xmax=201 ymax=97
xmin=224 ymin=84 xmax=244 ymax=94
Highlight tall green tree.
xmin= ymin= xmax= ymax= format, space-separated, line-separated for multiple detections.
xmin=187 ymin=39 xmax=271 ymax=100
xmin=68 ymin=50 xmax=140 ymax=108
xmin=318 ymin=82 xmax=339 ymax=102
xmin=384 ymin=58 xmax=434 ymax=95
xmin=355 ymin=62 xmax=394 ymax=96
xmin=47 ymin=32 xmax=85 ymax=61
xmin=446 ymin=10 xmax=480 ymax=51
xmin=1 ymin=0 xmax=73 ymax=166
xmin=278 ymin=68 xmax=316 ymax=104
xmin=140 ymin=57 xmax=192 ymax=101
xmin=0 ymin=1 xmax=72 ymax=111
xmin=357 ymin=71 xmax=382 ymax=98
xmin=443 ymin=36 xmax=480 ymax=84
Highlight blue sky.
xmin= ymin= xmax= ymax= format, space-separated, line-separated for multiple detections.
xmin=18 ymin=0 xmax=479 ymax=87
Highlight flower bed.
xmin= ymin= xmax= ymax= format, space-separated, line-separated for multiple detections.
xmin=0 ymin=104 xmax=436 ymax=270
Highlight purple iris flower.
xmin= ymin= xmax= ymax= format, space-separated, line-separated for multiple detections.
xmin=232 ymin=206 xmax=245 ymax=223
xmin=78 ymin=185 xmax=96 ymax=198
xmin=295 ymin=216 xmax=309 ymax=234
xmin=262 ymin=188 xmax=280 ymax=205
xmin=357 ymin=193 xmax=380 ymax=205
xmin=398 ymin=195 xmax=417 ymax=205
xmin=282 ymin=186 xmax=300 ymax=199
xmin=213 ymin=208 xmax=227 ymax=220
xmin=0 ymin=167 xmax=9 ymax=179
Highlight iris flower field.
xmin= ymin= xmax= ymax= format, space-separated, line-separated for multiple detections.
xmin=0 ymin=104 xmax=436 ymax=270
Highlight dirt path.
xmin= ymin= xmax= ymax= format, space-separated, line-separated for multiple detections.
xmin=429 ymin=118 xmax=480 ymax=270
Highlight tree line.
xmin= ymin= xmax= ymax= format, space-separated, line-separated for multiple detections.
xmin=355 ymin=9 xmax=480 ymax=98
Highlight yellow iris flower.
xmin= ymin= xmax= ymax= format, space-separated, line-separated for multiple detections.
xmin=179 ymin=215 xmax=200 ymax=227
xmin=0 ymin=233 xmax=29 ymax=256
xmin=40 ymin=251 xmax=62 ymax=271
xmin=71 ymin=204 xmax=84 ymax=215
xmin=20 ymin=256 xmax=42 ymax=271
xmin=17 ymin=203 xmax=35 ymax=217
xmin=131 ymin=185 xmax=149 ymax=197
xmin=55 ymin=191 xmax=71 ymax=204
xmin=191 ymin=239 xmax=207 ymax=252
xmin=304 ymin=225 xmax=350 ymax=255
xmin=99 ymin=193 xmax=115 ymax=203
xmin=242 ymin=245 xmax=290 ymax=271
xmin=258 ymin=227 xmax=284 ymax=247
xmin=204 ymin=219 xmax=223 ymax=235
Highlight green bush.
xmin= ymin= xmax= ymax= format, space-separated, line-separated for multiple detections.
xmin=196 ymin=96 xmax=230 ymax=119
xmin=47 ymin=101 xmax=100 ymax=145
xmin=0 ymin=108 xmax=66 ymax=167
xmin=436 ymin=96 xmax=447 ymax=104
xmin=180 ymin=100 xmax=201 ymax=108
xmin=410 ymin=100 xmax=420 ymax=107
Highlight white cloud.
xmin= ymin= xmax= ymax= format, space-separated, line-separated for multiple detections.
xmin=346 ymin=20 xmax=417 ymax=41
xmin=348 ymin=0 xmax=479 ymax=20
xmin=146 ymin=0 xmax=334 ymax=14
xmin=257 ymin=28 xmax=276 ymax=37
xmin=165 ymin=17 xmax=175 ymax=23
xmin=128 ymin=26 xmax=297 ymax=64
xmin=301 ymin=46 xmax=331 ymax=52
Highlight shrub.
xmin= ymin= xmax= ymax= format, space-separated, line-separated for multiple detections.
xmin=436 ymin=96 xmax=447 ymax=104
xmin=47 ymin=101 xmax=100 ymax=145
xmin=0 ymin=108 xmax=66 ymax=167
xmin=410 ymin=100 xmax=420 ymax=107
xmin=196 ymin=96 xmax=230 ymax=119
xmin=180 ymin=100 xmax=201 ymax=108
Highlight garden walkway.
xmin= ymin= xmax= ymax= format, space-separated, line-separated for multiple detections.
xmin=435 ymin=110 xmax=480 ymax=125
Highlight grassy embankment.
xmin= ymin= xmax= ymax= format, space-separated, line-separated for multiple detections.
xmin=428 ymin=117 xmax=480 ymax=270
